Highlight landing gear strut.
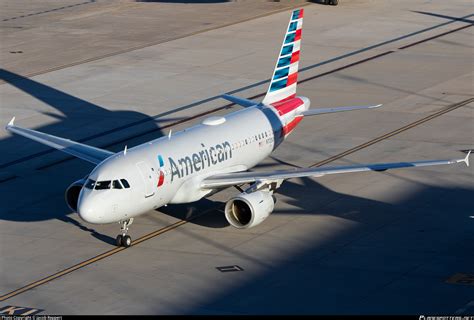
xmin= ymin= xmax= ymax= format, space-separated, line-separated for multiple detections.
xmin=116 ymin=218 xmax=134 ymax=247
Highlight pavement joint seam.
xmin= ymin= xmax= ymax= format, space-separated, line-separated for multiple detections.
xmin=0 ymin=3 xmax=310 ymax=84
xmin=1 ymin=23 xmax=471 ymax=174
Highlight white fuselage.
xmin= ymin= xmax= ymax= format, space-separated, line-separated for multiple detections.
xmin=77 ymin=98 xmax=310 ymax=224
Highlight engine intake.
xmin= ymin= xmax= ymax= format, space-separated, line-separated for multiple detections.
xmin=65 ymin=178 xmax=87 ymax=212
xmin=225 ymin=191 xmax=275 ymax=229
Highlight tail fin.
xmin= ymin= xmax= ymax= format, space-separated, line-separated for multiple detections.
xmin=262 ymin=8 xmax=304 ymax=105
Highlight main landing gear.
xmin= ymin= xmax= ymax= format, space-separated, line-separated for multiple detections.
xmin=116 ymin=218 xmax=134 ymax=247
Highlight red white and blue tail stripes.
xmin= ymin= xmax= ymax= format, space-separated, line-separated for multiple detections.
xmin=271 ymin=96 xmax=309 ymax=137
xmin=262 ymin=8 xmax=303 ymax=105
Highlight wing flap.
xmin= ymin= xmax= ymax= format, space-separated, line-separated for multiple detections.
xmin=6 ymin=118 xmax=114 ymax=164
xmin=201 ymin=155 xmax=468 ymax=189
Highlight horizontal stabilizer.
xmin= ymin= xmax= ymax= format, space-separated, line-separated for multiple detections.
xmin=301 ymin=104 xmax=382 ymax=116
xmin=221 ymin=94 xmax=258 ymax=108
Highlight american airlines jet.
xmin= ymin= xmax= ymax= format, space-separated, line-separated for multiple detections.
xmin=6 ymin=9 xmax=470 ymax=247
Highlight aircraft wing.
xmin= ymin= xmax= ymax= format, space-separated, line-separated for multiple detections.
xmin=5 ymin=117 xmax=114 ymax=164
xmin=201 ymin=152 xmax=470 ymax=189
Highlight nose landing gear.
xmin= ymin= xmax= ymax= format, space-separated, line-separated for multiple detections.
xmin=116 ymin=218 xmax=134 ymax=247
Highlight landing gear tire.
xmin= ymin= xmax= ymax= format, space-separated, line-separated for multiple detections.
xmin=116 ymin=235 xmax=123 ymax=247
xmin=329 ymin=0 xmax=338 ymax=5
xmin=122 ymin=235 xmax=132 ymax=248
xmin=116 ymin=218 xmax=134 ymax=247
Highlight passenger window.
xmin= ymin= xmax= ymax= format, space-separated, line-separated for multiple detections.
xmin=84 ymin=179 xmax=96 ymax=189
xmin=120 ymin=179 xmax=130 ymax=188
xmin=113 ymin=180 xmax=123 ymax=189
xmin=95 ymin=180 xmax=111 ymax=190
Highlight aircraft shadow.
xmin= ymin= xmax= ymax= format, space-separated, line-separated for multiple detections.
xmin=180 ymin=180 xmax=474 ymax=314
xmin=154 ymin=169 xmax=459 ymax=231
xmin=158 ymin=198 xmax=229 ymax=229
xmin=0 ymin=68 xmax=175 ymax=168
xmin=0 ymin=69 xmax=187 ymax=229
xmin=0 ymin=68 xmax=311 ymax=239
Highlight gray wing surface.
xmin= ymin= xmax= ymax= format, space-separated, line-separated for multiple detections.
xmin=6 ymin=117 xmax=114 ymax=164
xmin=221 ymin=94 xmax=259 ymax=108
xmin=301 ymin=104 xmax=382 ymax=116
xmin=201 ymin=153 xmax=470 ymax=189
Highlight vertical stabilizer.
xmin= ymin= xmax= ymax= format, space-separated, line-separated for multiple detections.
xmin=262 ymin=9 xmax=304 ymax=105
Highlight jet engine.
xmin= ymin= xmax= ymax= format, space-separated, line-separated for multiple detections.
xmin=224 ymin=191 xmax=275 ymax=229
xmin=65 ymin=178 xmax=87 ymax=212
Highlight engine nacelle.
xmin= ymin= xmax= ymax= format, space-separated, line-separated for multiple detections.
xmin=224 ymin=191 xmax=275 ymax=229
xmin=65 ymin=178 xmax=87 ymax=212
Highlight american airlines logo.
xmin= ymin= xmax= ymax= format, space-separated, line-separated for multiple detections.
xmin=166 ymin=141 xmax=233 ymax=182
xmin=157 ymin=155 xmax=165 ymax=187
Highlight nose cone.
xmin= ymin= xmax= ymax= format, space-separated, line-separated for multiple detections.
xmin=78 ymin=198 xmax=95 ymax=223
xmin=77 ymin=195 xmax=103 ymax=224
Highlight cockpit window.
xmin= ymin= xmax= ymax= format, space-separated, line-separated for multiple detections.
xmin=95 ymin=180 xmax=111 ymax=190
xmin=120 ymin=179 xmax=130 ymax=188
xmin=84 ymin=179 xmax=96 ymax=189
xmin=86 ymin=179 xmax=128 ymax=190
xmin=113 ymin=180 xmax=123 ymax=189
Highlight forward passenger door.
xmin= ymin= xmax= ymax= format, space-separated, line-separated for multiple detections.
xmin=136 ymin=161 xmax=155 ymax=198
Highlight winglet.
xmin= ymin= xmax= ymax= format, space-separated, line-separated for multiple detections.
xmin=7 ymin=116 xmax=15 ymax=128
xmin=463 ymin=150 xmax=471 ymax=167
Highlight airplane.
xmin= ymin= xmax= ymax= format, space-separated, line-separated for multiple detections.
xmin=5 ymin=8 xmax=470 ymax=247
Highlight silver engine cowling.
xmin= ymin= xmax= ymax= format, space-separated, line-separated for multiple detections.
xmin=65 ymin=178 xmax=87 ymax=212
xmin=224 ymin=191 xmax=275 ymax=229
